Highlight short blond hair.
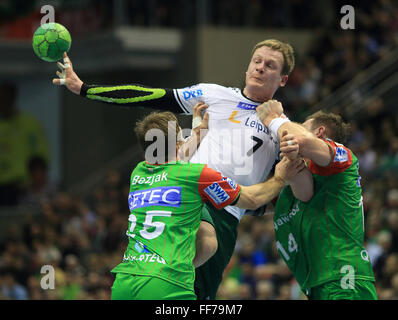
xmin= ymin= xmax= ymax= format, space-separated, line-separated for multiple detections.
xmin=251 ymin=39 xmax=295 ymax=76
xmin=135 ymin=111 xmax=181 ymax=161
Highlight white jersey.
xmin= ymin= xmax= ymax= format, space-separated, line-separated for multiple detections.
xmin=173 ymin=83 xmax=280 ymax=221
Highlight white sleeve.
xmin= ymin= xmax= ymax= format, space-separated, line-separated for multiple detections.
xmin=173 ymin=83 xmax=213 ymax=114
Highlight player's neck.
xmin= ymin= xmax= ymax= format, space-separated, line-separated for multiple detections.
xmin=243 ymin=86 xmax=273 ymax=102
xmin=146 ymin=156 xmax=178 ymax=165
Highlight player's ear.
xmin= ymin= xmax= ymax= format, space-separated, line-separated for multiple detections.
xmin=280 ymin=75 xmax=288 ymax=87
xmin=316 ymin=125 xmax=327 ymax=138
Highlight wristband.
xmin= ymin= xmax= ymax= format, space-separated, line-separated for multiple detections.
xmin=80 ymin=83 xmax=88 ymax=96
xmin=269 ymin=117 xmax=290 ymax=137
xmin=192 ymin=116 xmax=202 ymax=129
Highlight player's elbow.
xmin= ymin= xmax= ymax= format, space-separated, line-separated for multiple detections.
xmin=292 ymin=173 xmax=314 ymax=203
xmin=245 ymin=194 xmax=262 ymax=210
xmin=297 ymin=190 xmax=313 ymax=202
xmin=193 ymin=221 xmax=218 ymax=268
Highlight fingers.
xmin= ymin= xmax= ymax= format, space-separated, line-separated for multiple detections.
xmin=52 ymin=78 xmax=61 ymax=86
xmin=193 ymin=101 xmax=209 ymax=117
xmin=281 ymin=133 xmax=295 ymax=141
xmin=280 ymin=136 xmax=298 ymax=149
xmin=279 ymin=152 xmax=297 ymax=161
xmin=289 ymin=158 xmax=306 ymax=172
xmin=197 ymin=104 xmax=209 ymax=114
xmin=295 ymin=158 xmax=306 ymax=171
xmin=63 ymin=52 xmax=72 ymax=68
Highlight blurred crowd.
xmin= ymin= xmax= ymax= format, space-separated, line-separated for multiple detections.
xmin=1 ymin=0 xmax=398 ymax=37
xmin=1 ymin=0 xmax=398 ymax=300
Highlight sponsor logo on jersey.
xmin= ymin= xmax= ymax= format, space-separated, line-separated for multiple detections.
xmin=221 ymin=177 xmax=238 ymax=190
xmin=134 ymin=240 xmax=150 ymax=253
xmin=204 ymin=182 xmax=230 ymax=205
xmin=274 ymin=203 xmax=300 ymax=231
xmin=236 ymin=101 xmax=258 ymax=110
xmin=244 ymin=118 xmax=269 ymax=134
xmin=123 ymin=253 xmax=166 ymax=265
xmin=132 ymin=172 xmax=168 ymax=186
xmin=129 ymin=186 xmax=181 ymax=210
xmin=182 ymin=89 xmax=203 ymax=100
xmin=334 ymin=147 xmax=348 ymax=162
xmin=244 ymin=118 xmax=278 ymax=144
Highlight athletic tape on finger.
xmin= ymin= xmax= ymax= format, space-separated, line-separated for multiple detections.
xmin=59 ymin=79 xmax=66 ymax=86
xmin=63 ymin=57 xmax=70 ymax=68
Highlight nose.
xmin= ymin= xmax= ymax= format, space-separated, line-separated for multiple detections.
xmin=255 ymin=63 xmax=265 ymax=74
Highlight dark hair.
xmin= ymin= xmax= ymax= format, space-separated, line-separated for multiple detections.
xmin=306 ymin=111 xmax=351 ymax=144
xmin=28 ymin=156 xmax=48 ymax=172
xmin=0 ymin=82 xmax=17 ymax=101
xmin=134 ymin=111 xmax=181 ymax=162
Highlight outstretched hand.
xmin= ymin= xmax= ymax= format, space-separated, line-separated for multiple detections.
xmin=52 ymin=52 xmax=83 ymax=95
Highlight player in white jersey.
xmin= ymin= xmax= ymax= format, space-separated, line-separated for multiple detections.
xmin=173 ymin=83 xmax=279 ymax=221
xmin=53 ymin=39 xmax=296 ymax=299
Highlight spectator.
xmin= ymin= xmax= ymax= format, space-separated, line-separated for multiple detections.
xmin=18 ymin=156 xmax=57 ymax=206
xmin=0 ymin=271 xmax=28 ymax=300
xmin=0 ymin=83 xmax=49 ymax=206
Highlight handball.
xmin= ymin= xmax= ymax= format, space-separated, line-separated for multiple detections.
xmin=32 ymin=23 xmax=71 ymax=62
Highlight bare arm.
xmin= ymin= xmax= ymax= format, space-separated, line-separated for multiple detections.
xmin=53 ymin=53 xmax=183 ymax=112
xmin=193 ymin=221 xmax=217 ymax=268
xmin=178 ymin=102 xmax=209 ymax=161
xmin=288 ymin=167 xmax=314 ymax=202
xmin=273 ymin=130 xmax=314 ymax=202
xmin=235 ymin=157 xmax=305 ymax=210
xmin=278 ymin=122 xmax=333 ymax=167
xmin=256 ymin=100 xmax=333 ymax=167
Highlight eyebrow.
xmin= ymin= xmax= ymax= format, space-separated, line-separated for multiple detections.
xmin=253 ymin=55 xmax=278 ymax=64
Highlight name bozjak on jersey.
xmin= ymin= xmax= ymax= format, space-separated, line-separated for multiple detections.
xmin=274 ymin=203 xmax=300 ymax=231
xmin=132 ymin=172 xmax=168 ymax=186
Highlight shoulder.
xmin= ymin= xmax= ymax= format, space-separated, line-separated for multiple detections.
xmin=309 ymin=138 xmax=354 ymax=176
xmin=178 ymin=83 xmax=240 ymax=95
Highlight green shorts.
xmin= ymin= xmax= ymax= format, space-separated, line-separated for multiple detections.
xmin=194 ymin=204 xmax=239 ymax=300
xmin=308 ymin=279 xmax=378 ymax=300
xmin=111 ymin=273 xmax=196 ymax=300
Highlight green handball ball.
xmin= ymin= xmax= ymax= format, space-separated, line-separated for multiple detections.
xmin=32 ymin=23 xmax=71 ymax=62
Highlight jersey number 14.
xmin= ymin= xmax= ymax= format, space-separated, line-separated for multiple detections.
xmin=276 ymin=233 xmax=298 ymax=261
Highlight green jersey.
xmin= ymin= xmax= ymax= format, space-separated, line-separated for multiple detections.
xmin=274 ymin=139 xmax=375 ymax=293
xmin=111 ymin=160 xmax=241 ymax=292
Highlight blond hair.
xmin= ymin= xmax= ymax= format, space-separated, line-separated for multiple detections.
xmin=251 ymin=39 xmax=295 ymax=75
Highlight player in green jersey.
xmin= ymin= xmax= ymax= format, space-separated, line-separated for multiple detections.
xmin=257 ymin=101 xmax=377 ymax=300
xmin=111 ymin=107 xmax=306 ymax=300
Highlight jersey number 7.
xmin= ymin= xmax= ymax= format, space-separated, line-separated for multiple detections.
xmin=247 ymin=136 xmax=263 ymax=156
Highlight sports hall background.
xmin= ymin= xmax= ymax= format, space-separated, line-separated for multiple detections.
xmin=0 ymin=0 xmax=397 ymax=300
